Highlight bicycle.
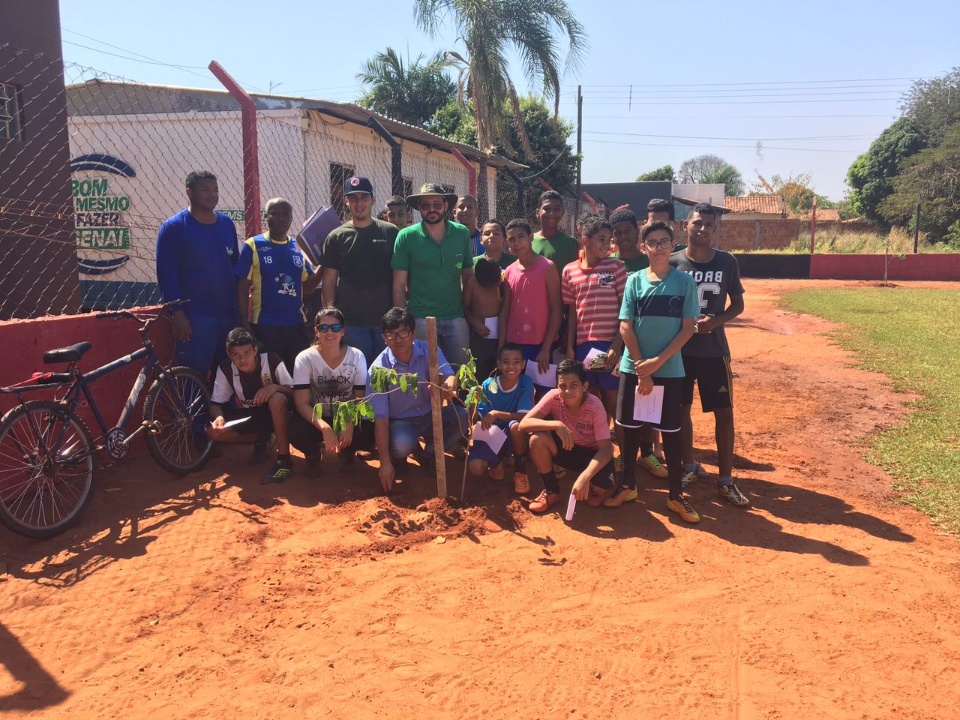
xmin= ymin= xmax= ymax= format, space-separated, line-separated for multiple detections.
xmin=0 ymin=300 xmax=214 ymax=538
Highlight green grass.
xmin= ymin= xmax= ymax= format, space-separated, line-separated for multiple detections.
xmin=783 ymin=287 xmax=960 ymax=534
xmin=738 ymin=227 xmax=958 ymax=255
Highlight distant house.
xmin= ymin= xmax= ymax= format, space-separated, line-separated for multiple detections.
xmin=812 ymin=208 xmax=841 ymax=222
xmin=724 ymin=195 xmax=787 ymax=219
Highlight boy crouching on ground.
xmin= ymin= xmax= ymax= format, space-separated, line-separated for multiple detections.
xmin=206 ymin=327 xmax=295 ymax=484
xmin=518 ymin=359 xmax=616 ymax=513
xmin=468 ymin=343 xmax=535 ymax=495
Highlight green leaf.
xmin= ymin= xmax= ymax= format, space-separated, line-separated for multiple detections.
xmin=359 ymin=401 xmax=375 ymax=421
xmin=399 ymin=375 xmax=408 ymax=393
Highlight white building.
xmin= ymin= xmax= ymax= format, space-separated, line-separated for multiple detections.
xmin=66 ymin=80 xmax=523 ymax=309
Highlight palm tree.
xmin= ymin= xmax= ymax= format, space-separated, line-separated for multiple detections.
xmin=413 ymin=0 xmax=587 ymax=156
xmin=356 ymin=47 xmax=457 ymax=126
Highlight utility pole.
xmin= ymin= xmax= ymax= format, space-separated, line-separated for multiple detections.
xmin=913 ymin=192 xmax=921 ymax=253
xmin=575 ymin=84 xmax=583 ymax=223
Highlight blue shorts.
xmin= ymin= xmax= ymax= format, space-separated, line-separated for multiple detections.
xmin=575 ymin=340 xmax=619 ymax=392
xmin=468 ymin=422 xmax=516 ymax=466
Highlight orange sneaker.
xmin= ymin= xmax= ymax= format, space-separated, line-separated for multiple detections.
xmin=529 ymin=490 xmax=560 ymax=514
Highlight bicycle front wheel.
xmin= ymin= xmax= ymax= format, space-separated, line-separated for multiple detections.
xmin=0 ymin=400 xmax=97 ymax=538
xmin=143 ymin=366 xmax=213 ymax=475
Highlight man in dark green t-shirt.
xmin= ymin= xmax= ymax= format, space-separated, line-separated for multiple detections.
xmin=391 ymin=183 xmax=474 ymax=365
xmin=320 ymin=175 xmax=398 ymax=365
xmin=531 ymin=190 xmax=579 ymax=276
xmin=610 ymin=207 xmax=649 ymax=275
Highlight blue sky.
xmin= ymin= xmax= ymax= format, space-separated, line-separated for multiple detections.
xmin=58 ymin=0 xmax=959 ymax=201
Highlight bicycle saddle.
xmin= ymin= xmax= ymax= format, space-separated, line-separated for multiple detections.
xmin=43 ymin=341 xmax=92 ymax=364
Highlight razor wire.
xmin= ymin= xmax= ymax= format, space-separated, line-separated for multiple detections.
xmin=0 ymin=46 xmax=529 ymax=320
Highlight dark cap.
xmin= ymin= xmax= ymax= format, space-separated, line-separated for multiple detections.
xmin=343 ymin=176 xmax=374 ymax=196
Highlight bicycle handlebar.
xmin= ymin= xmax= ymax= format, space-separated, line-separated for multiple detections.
xmin=94 ymin=300 xmax=190 ymax=340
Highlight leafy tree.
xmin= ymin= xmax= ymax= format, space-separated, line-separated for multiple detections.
xmin=678 ymin=154 xmax=745 ymax=196
xmin=356 ymin=48 xmax=456 ymax=126
xmin=879 ymin=121 xmax=960 ymax=240
xmin=429 ymin=96 xmax=576 ymax=221
xmin=900 ymin=67 xmax=960 ymax=145
xmin=636 ymin=165 xmax=676 ymax=182
xmin=846 ymin=117 xmax=926 ymax=225
xmin=413 ymin=0 xmax=586 ymax=156
xmin=752 ymin=172 xmax=836 ymax=217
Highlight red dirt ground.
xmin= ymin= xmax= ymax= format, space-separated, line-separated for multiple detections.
xmin=2 ymin=279 xmax=960 ymax=720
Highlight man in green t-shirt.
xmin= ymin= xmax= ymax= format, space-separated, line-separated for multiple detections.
xmin=531 ymin=190 xmax=579 ymax=276
xmin=320 ymin=176 xmax=399 ymax=365
xmin=391 ymin=183 xmax=474 ymax=365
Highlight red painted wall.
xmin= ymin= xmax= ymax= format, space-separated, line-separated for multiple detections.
xmin=0 ymin=311 xmax=175 ymax=457
xmin=810 ymin=254 xmax=960 ymax=281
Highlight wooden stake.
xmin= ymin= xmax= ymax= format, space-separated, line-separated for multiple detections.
xmin=425 ymin=317 xmax=447 ymax=498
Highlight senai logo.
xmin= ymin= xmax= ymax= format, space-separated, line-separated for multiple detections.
xmin=71 ymin=154 xmax=136 ymax=275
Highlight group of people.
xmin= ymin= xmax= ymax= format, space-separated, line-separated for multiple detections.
xmin=155 ymin=169 xmax=746 ymax=524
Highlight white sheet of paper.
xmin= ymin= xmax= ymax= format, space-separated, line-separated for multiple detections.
xmin=565 ymin=493 xmax=577 ymax=521
xmin=484 ymin=316 xmax=499 ymax=340
xmin=472 ymin=422 xmax=508 ymax=455
xmin=632 ymin=384 xmax=665 ymax=424
xmin=524 ymin=361 xmax=557 ymax=388
xmin=221 ymin=417 xmax=250 ymax=429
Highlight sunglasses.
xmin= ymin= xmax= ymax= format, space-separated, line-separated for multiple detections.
xmin=382 ymin=329 xmax=412 ymax=341
xmin=316 ymin=323 xmax=343 ymax=333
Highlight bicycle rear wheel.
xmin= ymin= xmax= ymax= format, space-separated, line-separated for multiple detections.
xmin=143 ymin=366 xmax=213 ymax=475
xmin=0 ymin=400 xmax=97 ymax=538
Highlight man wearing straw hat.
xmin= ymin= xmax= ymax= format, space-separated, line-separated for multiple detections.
xmin=391 ymin=183 xmax=475 ymax=366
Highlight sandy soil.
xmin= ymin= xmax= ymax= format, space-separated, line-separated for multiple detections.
xmin=2 ymin=279 xmax=960 ymax=720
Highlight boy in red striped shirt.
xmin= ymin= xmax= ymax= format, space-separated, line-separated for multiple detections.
xmin=561 ymin=215 xmax=627 ymax=418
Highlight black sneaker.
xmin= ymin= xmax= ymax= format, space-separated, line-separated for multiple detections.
xmin=262 ymin=457 xmax=293 ymax=484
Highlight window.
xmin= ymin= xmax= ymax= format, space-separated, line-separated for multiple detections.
xmin=329 ymin=162 xmax=355 ymax=221
xmin=0 ymin=83 xmax=24 ymax=141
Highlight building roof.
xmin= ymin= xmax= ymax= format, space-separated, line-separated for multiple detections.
xmin=672 ymin=195 xmax=731 ymax=215
xmin=65 ymin=79 xmax=525 ymax=171
xmin=580 ymin=181 xmax=674 ymax=216
xmin=724 ymin=195 xmax=786 ymax=215
xmin=813 ymin=208 xmax=841 ymax=221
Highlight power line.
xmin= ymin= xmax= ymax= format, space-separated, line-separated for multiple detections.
xmin=563 ymin=75 xmax=927 ymax=89
xmin=581 ymin=114 xmax=893 ymax=120
xmin=585 ymin=130 xmax=869 ymax=141
xmin=585 ymin=138 xmax=861 ymax=153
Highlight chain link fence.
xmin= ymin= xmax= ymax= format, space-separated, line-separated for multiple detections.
xmin=1 ymin=44 xmax=527 ymax=320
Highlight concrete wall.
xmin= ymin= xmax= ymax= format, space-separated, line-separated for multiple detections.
xmin=720 ymin=219 xmax=801 ymax=251
xmin=810 ymin=254 xmax=960 ymax=281
xmin=0 ymin=312 xmax=175 ymax=457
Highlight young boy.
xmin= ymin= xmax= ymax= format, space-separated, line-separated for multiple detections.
xmin=500 ymin=219 xmax=562 ymax=388
xmin=519 ymin=360 xmax=616 ymax=514
xmin=467 ymin=343 xmax=535 ymax=494
xmin=608 ymin=221 xmax=700 ymax=522
xmin=206 ymin=327 xmax=295 ymax=484
xmin=562 ymin=215 xmax=626 ymax=417
xmin=464 ymin=258 xmax=504 ymax=381
xmin=610 ymin=207 xmax=648 ymax=276
xmin=474 ymin=219 xmax=517 ymax=270
xmin=609 ymin=207 xmax=668 ymax=477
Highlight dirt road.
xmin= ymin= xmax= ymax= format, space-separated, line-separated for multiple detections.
xmin=2 ymin=279 xmax=959 ymax=719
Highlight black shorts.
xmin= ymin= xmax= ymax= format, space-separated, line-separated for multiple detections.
xmin=615 ymin=373 xmax=683 ymax=432
xmin=221 ymin=405 xmax=276 ymax=440
xmin=550 ymin=432 xmax=615 ymax=488
xmin=681 ymin=355 xmax=734 ymax=412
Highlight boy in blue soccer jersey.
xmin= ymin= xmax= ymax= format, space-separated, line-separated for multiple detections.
xmin=235 ymin=197 xmax=322 ymax=373
xmin=467 ymin=343 xmax=535 ymax=495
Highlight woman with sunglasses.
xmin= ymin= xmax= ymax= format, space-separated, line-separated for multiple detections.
xmin=290 ymin=308 xmax=372 ymax=477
